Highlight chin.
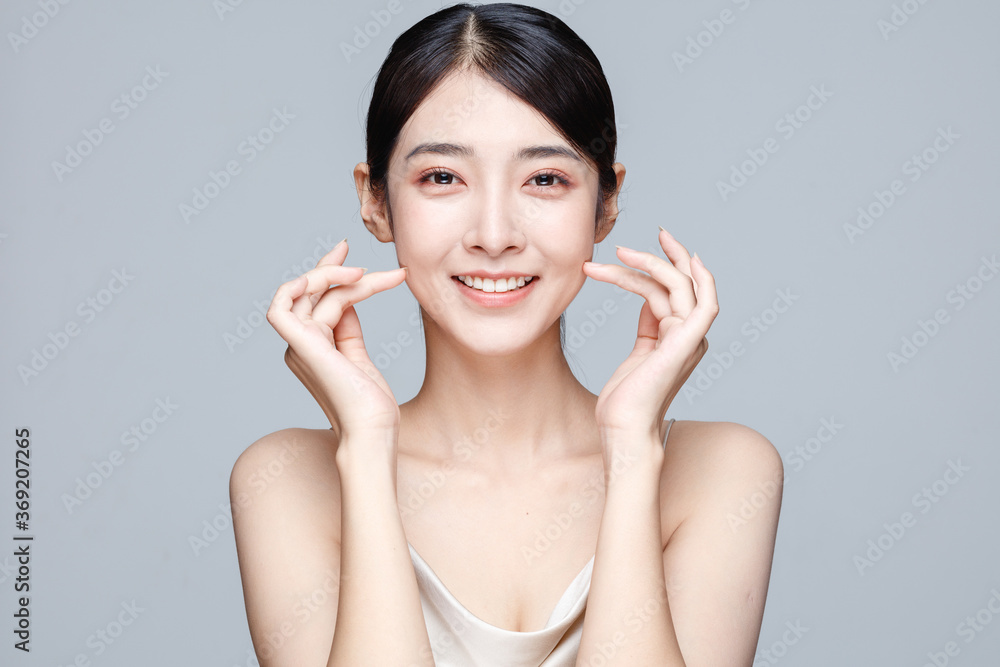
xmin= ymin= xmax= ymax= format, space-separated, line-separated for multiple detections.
xmin=447 ymin=322 xmax=546 ymax=358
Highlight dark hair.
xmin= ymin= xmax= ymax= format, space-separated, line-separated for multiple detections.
xmin=364 ymin=2 xmax=618 ymax=225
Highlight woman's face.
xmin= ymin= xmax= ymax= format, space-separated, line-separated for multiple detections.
xmin=375 ymin=69 xmax=619 ymax=356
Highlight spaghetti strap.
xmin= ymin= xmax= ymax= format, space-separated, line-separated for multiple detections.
xmin=662 ymin=418 xmax=676 ymax=450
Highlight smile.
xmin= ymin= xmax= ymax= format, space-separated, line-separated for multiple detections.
xmin=454 ymin=275 xmax=535 ymax=293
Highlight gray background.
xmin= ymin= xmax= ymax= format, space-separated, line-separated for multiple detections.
xmin=2 ymin=0 xmax=998 ymax=665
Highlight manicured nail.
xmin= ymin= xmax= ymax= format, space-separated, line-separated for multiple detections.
xmin=337 ymin=237 xmax=347 ymax=246
xmin=400 ymin=266 xmax=408 ymax=272
xmin=658 ymin=225 xmax=666 ymax=232
xmin=692 ymin=252 xmax=702 ymax=265
xmin=358 ymin=267 xmax=368 ymax=273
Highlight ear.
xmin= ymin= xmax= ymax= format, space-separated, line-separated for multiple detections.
xmin=354 ymin=162 xmax=393 ymax=243
xmin=595 ymin=162 xmax=627 ymax=243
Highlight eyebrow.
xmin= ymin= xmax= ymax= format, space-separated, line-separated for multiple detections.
xmin=404 ymin=142 xmax=583 ymax=163
xmin=404 ymin=143 xmax=472 ymax=161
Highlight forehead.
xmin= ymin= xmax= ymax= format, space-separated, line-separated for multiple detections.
xmin=393 ymin=69 xmax=571 ymax=157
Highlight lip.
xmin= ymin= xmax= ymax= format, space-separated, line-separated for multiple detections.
xmin=452 ymin=275 xmax=537 ymax=307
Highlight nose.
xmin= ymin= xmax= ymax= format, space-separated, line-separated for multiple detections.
xmin=462 ymin=184 xmax=527 ymax=257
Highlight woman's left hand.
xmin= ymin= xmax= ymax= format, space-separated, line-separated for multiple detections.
xmin=582 ymin=228 xmax=719 ymax=456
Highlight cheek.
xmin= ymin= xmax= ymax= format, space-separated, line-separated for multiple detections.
xmin=542 ymin=199 xmax=601 ymax=251
xmin=388 ymin=193 xmax=451 ymax=259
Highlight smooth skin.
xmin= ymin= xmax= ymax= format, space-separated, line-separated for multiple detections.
xmin=231 ymin=69 xmax=782 ymax=666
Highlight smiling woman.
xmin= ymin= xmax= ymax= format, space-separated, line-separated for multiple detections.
xmin=230 ymin=4 xmax=783 ymax=667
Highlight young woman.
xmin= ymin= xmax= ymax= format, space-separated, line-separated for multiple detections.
xmin=231 ymin=4 xmax=782 ymax=666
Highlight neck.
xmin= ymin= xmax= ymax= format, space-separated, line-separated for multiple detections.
xmin=400 ymin=315 xmax=599 ymax=470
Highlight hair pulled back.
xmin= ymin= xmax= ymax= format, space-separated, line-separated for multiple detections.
xmin=364 ymin=3 xmax=618 ymax=221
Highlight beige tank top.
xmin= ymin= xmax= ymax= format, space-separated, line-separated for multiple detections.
xmin=409 ymin=419 xmax=676 ymax=666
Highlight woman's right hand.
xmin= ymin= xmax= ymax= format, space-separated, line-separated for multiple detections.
xmin=265 ymin=238 xmax=407 ymax=444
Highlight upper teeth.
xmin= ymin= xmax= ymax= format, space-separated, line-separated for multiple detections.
xmin=457 ymin=275 xmax=534 ymax=293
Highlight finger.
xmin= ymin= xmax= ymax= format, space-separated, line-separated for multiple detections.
xmin=316 ymin=238 xmax=349 ymax=268
xmin=658 ymin=227 xmax=694 ymax=284
xmin=651 ymin=254 xmax=718 ymax=352
xmin=614 ymin=244 xmax=697 ymax=316
xmin=296 ymin=262 xmax=368 ymax=295
xmin=312 ymin=267 xmax=408 ymax=325
xmin=630 ymin=302 xmax=702 ymax=397
xmin=267 ymin=274 xmax=312 ymax=343
xmin=307 ymin=239 xmax=351 ymax=307
xmin=632 ymin=300 xmax=662 ymax=355
xmin=687 ymin=253 xmax=720 ymax=332
xmin=289 ymin=263 xmax=367 ymax=318
xmin=331 ymin=304 xmax=370 ymax=368
xmin=582 ymin=261 xmax=674 ymax=321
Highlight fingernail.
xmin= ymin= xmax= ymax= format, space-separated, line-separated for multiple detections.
xmin=358 ymin=266 xmax=368 ymax=273
xmin=400 ymin=266 xmax=408 ymax=273
xmin=337 ymin=237 xmax=347 ymax=246
xmin=692 ymin=252 xmax=702 ymax=265
xmin=658 ymin=225 xmax=666 ymax=232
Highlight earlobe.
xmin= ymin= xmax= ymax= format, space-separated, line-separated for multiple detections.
xmin=353 ymin=162 xmax=394 ymax=243
xmin=595 ymin=162 xmax=627 ymax=243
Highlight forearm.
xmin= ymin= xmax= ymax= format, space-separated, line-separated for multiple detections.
xmin=329 ymin=437 xmax=434 ymax=667
xmin=577 ymin=440 xmax=685 ymax=667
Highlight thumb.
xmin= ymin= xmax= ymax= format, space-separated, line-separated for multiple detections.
xmin=332 ymin=304 xmax=372 ymax=368
xmin=632 ymin=300 xmax=659 ymax=355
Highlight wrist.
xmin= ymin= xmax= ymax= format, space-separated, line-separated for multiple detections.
xmin=335 ymin=430 xmax=398 ymax=471
xmin=599 ymin=428 xmax=663 ymax=457
xmin=601 ymin=436 xmax=664 ymax=489
xmin=598 ymin=420 xmax=663 ymax=446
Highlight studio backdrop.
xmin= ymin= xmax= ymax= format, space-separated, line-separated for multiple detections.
xmin=1 ymin=1 xmax=998 ymax=665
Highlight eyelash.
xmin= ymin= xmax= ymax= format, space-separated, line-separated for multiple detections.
xmin=418 ymin=168 xmax=571 ymax=188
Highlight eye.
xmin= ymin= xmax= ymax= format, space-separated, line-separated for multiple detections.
xmin=527 ymin=171 xmax=570 ymax=188
xmin=419 ymin=168 xmax=458 ymax=186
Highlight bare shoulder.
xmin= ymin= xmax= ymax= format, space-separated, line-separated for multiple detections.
xmin=231 ymin=427 xmax=341 ymax=508
xmin=665 ymin=419 xmax=781 ymax=477
xmin=660 ymin=420 xmax=783 ymax=537
xmin=657 ymin=420 xmax=784 ymax=663
xmin=230 ymin=426 xmax=343 ymax=546
xmin=230 ymin=428 xmax=344 ymax=665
